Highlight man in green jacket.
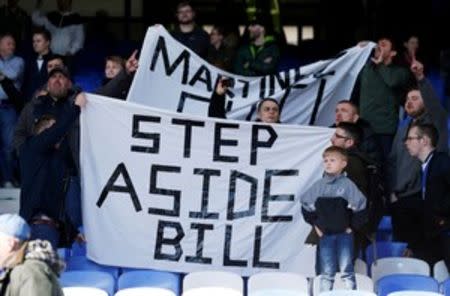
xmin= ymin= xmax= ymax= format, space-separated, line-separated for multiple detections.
xmin=356 ymin=38 xmax=412 ymax=161
xmin=234 ymin=13 xmax=280 ymax=76
xmin=0 ymin=214 xmax=64 ymax=296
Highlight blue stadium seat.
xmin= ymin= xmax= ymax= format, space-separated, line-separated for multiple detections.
xmin=117 ymin=270 xmax=180 ymax=295
xmin=376 ymin=274 xmax=439 ymax=296
xmin=71 ymin=241 xmax=87 ymax=256
xmin=66 ymin=256 xmax=120 ymax=279
xmin=365 ymin=242 xmax=408 ymax=273
xmin=376 ymin=216 xmax=393 ymax=241
xmin=60 ymin=271 xmax=115 ymax=296
xmin=442 ymin=278 xmax=450 ymax=295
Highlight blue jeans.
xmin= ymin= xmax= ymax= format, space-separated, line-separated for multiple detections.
xmin=30 ymin=224 xmax=60 ymax=250
xmin=0 ymin=106 xmax=17 ymax=184
xmin=319 ymin=232 xmax=356 ymax=292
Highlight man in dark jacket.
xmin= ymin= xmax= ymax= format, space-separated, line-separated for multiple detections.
xmin=405 ymin=123 xmax=450 ymax=269
xmin=333 ymin=100 xmax=382 ymax=165
xmin=234 ymin=13 xmax=280 ymax=76
xmin=24 ymin=28 xmax=53 ymax=101
xmin=18 ymin=72 xmax=85 ymax=249
xmin=171 ymin=1 xmax=209 ymax=58
xmin=388 ymin=60 xmax=448 ymax=247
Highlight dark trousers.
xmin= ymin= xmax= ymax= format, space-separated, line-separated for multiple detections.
xmin=391 ymin=195 xmax=423 ymax=246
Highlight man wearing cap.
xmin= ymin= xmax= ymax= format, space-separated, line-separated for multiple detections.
xmin=0 ymin=213 xmax=64 ymax=295
xmin=234 ymin=13 xmax=280 ymax=76
xmin=17 ymin=76 xmax=86 ymax=249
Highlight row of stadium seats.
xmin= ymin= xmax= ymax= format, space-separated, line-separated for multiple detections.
xmin=59 ymin=269 xmax=450 ymax=296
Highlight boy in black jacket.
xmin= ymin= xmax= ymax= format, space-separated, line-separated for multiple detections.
xmin=301 ymin=146 xmax=367 ymax=292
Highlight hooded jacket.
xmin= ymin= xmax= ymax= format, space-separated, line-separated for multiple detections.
xmin=0 ymin=240 xmax=64 ymax=296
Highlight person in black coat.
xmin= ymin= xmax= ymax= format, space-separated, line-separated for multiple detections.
xmin=19 ymin=86 xmax=85 ymax=249
xmin=405 ymin=122 xmax=450 ymax=269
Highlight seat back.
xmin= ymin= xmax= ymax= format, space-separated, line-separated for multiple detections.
xmin=66 ymin=256 xmax=120 ymax=279
xmin=117 ymin=270 xmax=180 ymax=295
xmin=248 ymin=272 xmax=308 ymax=295
xmin=318 ymin=290 xmax=376 ymax=296
xmin=182 ymin=271 xmax=243 ymax=296
xmin=386 ymin=291 xmax=444 ymax=296
xmin=114 ymin=287 xmax=176 ymax=296
xmin=63 ymin=287 xmax=109 ymax=296
xmin=442 ymin=278 xmax=450 ymax=296
xmin=376 ymin=274 xmax=439 ymax=296
xmin=371 ymin=257 xmax=430 ymax=283
xmin=60 ymin=271 xmax=115 ymax=296
xmin=365 ymin=242 xmax=408 ymax=273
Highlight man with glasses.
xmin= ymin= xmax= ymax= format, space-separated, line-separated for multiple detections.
xmin=404 ymin=123 xmax=450 ymax=269
xmin=387 ymin=60 xmax=448 ymax=250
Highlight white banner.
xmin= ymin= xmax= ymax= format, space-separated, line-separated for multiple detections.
xmin=127 ymin=25 xmax=374 ymax=126
xmin=81 ymin=94 xmax=334 ymax=276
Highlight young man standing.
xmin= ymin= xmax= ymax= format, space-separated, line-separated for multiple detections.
xmin=404 ymin=123 xmax=450 ymax=269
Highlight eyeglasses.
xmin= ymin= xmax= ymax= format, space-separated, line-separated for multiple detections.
xmin=404 ymin=136 xmax=422 ymax=142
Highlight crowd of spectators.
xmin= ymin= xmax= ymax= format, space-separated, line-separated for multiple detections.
xmin=0 ymin=0 xmax=450 ymax=294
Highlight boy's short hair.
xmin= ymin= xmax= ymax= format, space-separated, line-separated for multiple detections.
xmin=33 ymin=114 xmax=56 ymax=135
xmin=322 ymin=145 xmax=348 ymax=161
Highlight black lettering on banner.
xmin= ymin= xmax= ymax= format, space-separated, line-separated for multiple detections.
xmin=172 ymin=119 xmax=205 ymax=158
xmin=262 ymin=169 xmax=299 ymax=222
xmin=278 ymin=81 xmax=308 ymax=114
xmin=237 ymin=79 xmax=250 ymax=98
xmin=177 ymin=91 xmax=210 ymax=113
xmin=313 ymin=70 xmax=335 ymax=79
xmin=250 ymin=125 xmax=278 ymax=165
xmin=148 ymin=165 xmax=181 ymax=217
xmin=223 ymin=225 xmax=247 ymax=267
xmin=189 ymin=65 xmax=213 ymax=92
xmin=131 ymin=115 xmax=161 ymax=154
xmin=259 ymin=76 xmax=266 ymax=99
xmin=309 ymin=78 xmax=327 ymax=125
xmin=154 ymin=220 xmax=184 ymax=261
xmin=269 ymin=74 xmax=276 ymax=97
xmin=189 ymin=169 xmax=221 ymax=219
xmin=253 ymin=226 xmax=280 ymax=268
xmin=213 ymin=122 xmax=240 ymax=163
xmin=227 ymin=170 xmax=258 ymax=220
xmin=185 ymin=223 xmax=214 ymax=264
xmin=96 ymin=163 xmax=142 ymax=212
xmin=150 ymin=36 xmax=190 ymax=84
xmin=294 ymin=67 xmax=307 ymax=82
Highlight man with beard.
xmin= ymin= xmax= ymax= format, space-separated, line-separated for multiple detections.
xmin=234 ymin=13 xmax=280 ymax=76
xmin=18 ymin=78 xmax=85 ymax=249
xmin=388 ymin=60 xmax=448 ymax=252
xmin=170 ymin=1 xmax=209 ymax=59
